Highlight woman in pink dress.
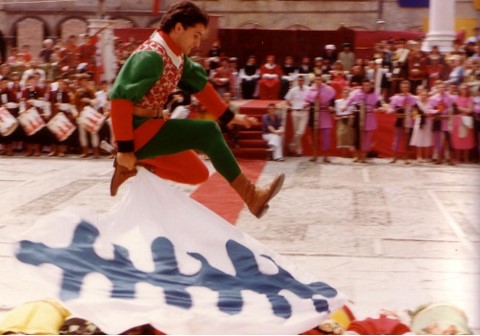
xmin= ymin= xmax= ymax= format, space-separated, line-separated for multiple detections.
xmin=410 ymin=89 xmax=433 ymax=162
xmin=452 ymin=84 xmax=475 ymax=163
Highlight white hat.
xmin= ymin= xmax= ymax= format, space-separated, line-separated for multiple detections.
xmin=325 ymin=44 xmax=336 ymax=50
xmin=375 ymin=58 xmax=383 ymax=65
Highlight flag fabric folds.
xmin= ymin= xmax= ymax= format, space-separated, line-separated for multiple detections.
xmin=12 ymin=168 xmax=344 ymax=334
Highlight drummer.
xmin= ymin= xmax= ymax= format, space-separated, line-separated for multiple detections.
xmin=0 ymin=77 xmax=22 ymax=156
xmin=47 ymin=79 xmax=77 ymax=157
xmin=20 ymin=74 xmax=52 ymax=156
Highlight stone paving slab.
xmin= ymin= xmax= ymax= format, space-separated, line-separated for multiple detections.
xmin=0 ymin=156 xmax=479 ymax=332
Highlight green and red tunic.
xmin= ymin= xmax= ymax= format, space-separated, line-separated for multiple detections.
xmin=109 ymin=30 xmax=230 ymax=153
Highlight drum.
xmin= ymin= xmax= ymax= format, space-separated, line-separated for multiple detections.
xmin=47 ymin=112 xmax=76 ymax=142
xmin=58 ymin=103 xmax=72 ymax=113
xmin=17 ymin=107 xmax=46 ymax=136
xmin=5 ymin=102 xmax=19 ymax=110
xmin=0 ymin=107 xmax=19 ymax=136
xmin=79 ymin=106 xmax=105 ymax=133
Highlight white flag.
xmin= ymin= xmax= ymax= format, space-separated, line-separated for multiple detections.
xmin=13 ymin=168 xmax=344 ymax=334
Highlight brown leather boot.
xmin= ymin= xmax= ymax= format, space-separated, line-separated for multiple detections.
xmin=110 ymin=159 xmax=157 ymax=196
xmin=110 ymin=159 xmax=137 ymax=196
xmin=230 ymin=173 xmax=285 ymax=218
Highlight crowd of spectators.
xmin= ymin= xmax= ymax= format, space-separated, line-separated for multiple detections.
xmin=0 ymin=29 xmax=479 ymax=164
xmin=204 ymin=32 xmax=480 ymax=164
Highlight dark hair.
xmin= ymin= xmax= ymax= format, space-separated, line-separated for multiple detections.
xmin=160 ymin=1 xmax=209 ymax=33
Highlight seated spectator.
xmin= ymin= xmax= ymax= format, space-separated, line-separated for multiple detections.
xmin=258 ymin=55 xmax=283 ymax=100
xmin=239 ymin=55 xmax=260 ymax=99
xmin=280 ymin=55 xmax=298 ymax=98
xmin=211 ymin=57 xmax=232 ymax=96
xmin=262 ymin=103 xmax=285 ymax=161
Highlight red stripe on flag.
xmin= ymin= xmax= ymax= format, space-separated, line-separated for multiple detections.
xmin=152 ymin=0 xmax=160 ymax=15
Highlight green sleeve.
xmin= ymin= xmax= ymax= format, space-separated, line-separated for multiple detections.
xmin=109 ymin=51 xmax=164 ymax=104
xmin=178 ymin=56 xmax=209 ymax=94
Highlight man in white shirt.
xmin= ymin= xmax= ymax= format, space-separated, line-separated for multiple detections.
xmin=284 ymin=75 xmax=308 ymax=156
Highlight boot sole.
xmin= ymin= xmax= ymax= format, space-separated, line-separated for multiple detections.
xmin=254 ymin=173 xmax=285 ymax=219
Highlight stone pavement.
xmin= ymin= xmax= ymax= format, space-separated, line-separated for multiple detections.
xmin=0 ymin=155 xmax=479 ymax=332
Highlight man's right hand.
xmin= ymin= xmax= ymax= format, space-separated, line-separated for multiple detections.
xmin=116 ymin=152 xmax=137 ymax=171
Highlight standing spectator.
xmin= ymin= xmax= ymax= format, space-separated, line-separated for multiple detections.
xmin=426 ymin=56 xmax=445 ymax=90
xmin=298 ymin=56 xmax=313 ymax=85
xmin=466 ymin=26 xmax=480 ymax=45
xmin=335 ymin=88 xmax=355 ymax=157
xmin=337 ymin=42 xmax=355 ymax=73
xmin=329 ymin=61 xmax=348 ymax=99
xmin=228 ymin=57 xmax=240 ymax=100
xmin=343 ymin=79 xmax=383 ymax=163
xmin=262 ymin=103 xmax=285 ymax=161
xmin=239 ymin=55 xmax=259 ymax=99
xmin=388 ymin=80 xmax=417 ymax=163
xmin=20 ymin=45 xmax=33 ymax=64
xmin=410 ymin=87 xmax=433 ymax=162
xmin=391 ymin=39 xmax=410 ymax=94
xmin=429 ymin=82 xmax=455 ymax=164
xmin=39 ymin=39 xmax=55 ymax=64
xmin=0 ymin=63 xmax=11 ymax=80
xmin=311 ymin=57 xmax=324 ymax=80
xmin=349 ymin=64 xmax=365 ymax=88
xmin=95 ymin=79 xmax=113 ymax=150
xmin=322 ymin=44 xmax=337 ymax=73
xmin=452 ymin=83 xmax=475 ymax=163
xmin=7 ymin=47 xmax=19 ymax=65
xmin=258 ymin=55 xmax=283 ymax=100
xmin=74 ymin=74 xmax=99 ymax=158
xmin=0 ymin=30 xmax=6 ymax=64
xmin=284 ymin=75 xmax=308 ymax=156
xmin=304 ymin=74 xmax=336 ymax=163
xmin=473 ymin=85 xmax=480 ymax=162
xmin=208 ymin=40 xmax=222 ymax=69
xmin=407 ymin=46 xmax=427 ymax=93
xmin=444 ymin=55 xmax=465 ymax=86
xmin=59 ymin=35 xmax=79 ymax=70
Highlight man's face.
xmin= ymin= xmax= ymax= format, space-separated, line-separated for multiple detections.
xmin=401 ymin=83 xmax=410 ymax=93
xmin=362 ymin=81 xmax=372 ymax=92
xmin=174 ymin=23 xmax=206 ymax=54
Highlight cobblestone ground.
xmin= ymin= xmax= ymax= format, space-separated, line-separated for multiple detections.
xmin=0 ymin=156 xmax=478 ymax=332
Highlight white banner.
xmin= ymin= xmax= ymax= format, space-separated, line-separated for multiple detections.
xmin=12 ymin=168 xmax=344 ymax=334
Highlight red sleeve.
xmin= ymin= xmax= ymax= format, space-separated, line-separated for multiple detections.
xmin=110 ymin=99 xmax=135 ymax=152
xmin=194 ymin=82 xmax=228 ymax=119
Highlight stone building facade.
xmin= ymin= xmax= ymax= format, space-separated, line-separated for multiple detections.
xmin=0 ymin=0 xmax=477 ymax=59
